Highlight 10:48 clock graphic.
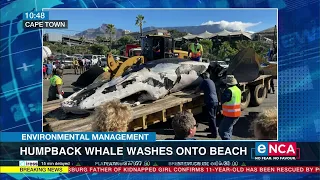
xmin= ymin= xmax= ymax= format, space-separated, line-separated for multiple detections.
xmin=23 ymin=11 xmax=49 ymax=20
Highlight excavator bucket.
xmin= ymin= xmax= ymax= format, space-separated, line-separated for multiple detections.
xmin=227 ymin=48 xmax=261 ymax=83
xmin=93 ymin=71 xmax=111 ymax=83
xmin=71 ymin=66 xmax=105 ymax=89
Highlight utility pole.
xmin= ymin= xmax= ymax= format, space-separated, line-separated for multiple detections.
xmin=273 ymin=25 xmax=277 ymax=54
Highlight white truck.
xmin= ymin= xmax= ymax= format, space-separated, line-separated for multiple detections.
xmin=83 ymin=54 xmax=106 ymax=65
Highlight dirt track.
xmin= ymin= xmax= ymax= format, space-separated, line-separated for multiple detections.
xmin=43 ymin=69 xmax=277 ymax=140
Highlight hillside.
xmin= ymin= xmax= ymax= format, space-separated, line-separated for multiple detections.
xmin=75 ymin=24 xmax=245 ymax=39
xmin=75 ymin=24 xmax=125 ymax=39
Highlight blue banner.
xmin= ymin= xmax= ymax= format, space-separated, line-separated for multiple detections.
xmin=23 ymin=11 xmax=49 ymax=20
xmin=0 ymin=132 xmax=156 ymax=142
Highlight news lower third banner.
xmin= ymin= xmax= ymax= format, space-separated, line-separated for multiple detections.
xmin=0 ymin=134 xmax=319 ymax=167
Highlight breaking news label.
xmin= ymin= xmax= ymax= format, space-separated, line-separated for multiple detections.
xmin=1 ymin=166 xmax=320 ymax=173
xmin=252 ymin=142 xmax=300 ymax=160
xmin=2 ymin=159 xmax=317 ymax=174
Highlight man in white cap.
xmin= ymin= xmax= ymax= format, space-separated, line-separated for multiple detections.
xmin=219 ymin=75 xmax=241 ymax=140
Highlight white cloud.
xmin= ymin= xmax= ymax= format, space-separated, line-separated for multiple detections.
xmin=247 ymin=31 xmax=255 ymax=34
xmin=201 ymin=20 xmax=261 ymax=31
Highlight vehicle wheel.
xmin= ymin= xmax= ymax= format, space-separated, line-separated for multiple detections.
xmin=241 ymin=88 xmax=251 ymax=110
xmin=250 ymin=84 xmax=267 ymax=106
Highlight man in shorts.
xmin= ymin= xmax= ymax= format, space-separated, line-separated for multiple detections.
xmin=78 ymin=58 xmax=84 ymax=74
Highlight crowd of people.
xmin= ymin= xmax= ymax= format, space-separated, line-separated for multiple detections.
xmin=42 ymin=61 xmax=54 ymax=80
xmin=92 ymin=100 xmax=277 ymax=140
xmin=72 ymin=57 xmax=93 ymax=75
xmin=45 ymin=55 xmax=111 ymax=102
xmin=43 ymin=59 xmax=65 ymax=80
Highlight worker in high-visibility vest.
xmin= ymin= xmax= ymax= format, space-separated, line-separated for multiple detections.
xmin=72 ymin=57 xmax=79 ymax=75
xmin=188 ymin=38 xmax=203 ymax=62
xmin=47 ymin=69 xmax=64 ymax=101
xmin=218 ymin=75 xmax=241 ymax=140
xmin=103 ymin=65 xmax=110 ymax=72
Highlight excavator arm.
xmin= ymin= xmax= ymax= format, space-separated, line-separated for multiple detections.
xmin=107 ymin=53 xmax=120 ymax=72
xmin=112 ymin=56 xmax=145 ymax=78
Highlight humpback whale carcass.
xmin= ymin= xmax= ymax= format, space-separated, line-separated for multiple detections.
xmin=61 ymin=59 xmax=209 ymax=114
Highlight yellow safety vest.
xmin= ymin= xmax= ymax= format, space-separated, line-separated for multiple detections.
xmin=50 ymin=75 xmax=63 ymax=86
xmin=73 ymin=59 xmax=78 ymax=65
xmin=222 ymin=86 xmax=241 ymax=117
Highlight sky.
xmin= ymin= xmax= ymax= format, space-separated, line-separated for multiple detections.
xmin=46 ymin=9 xmax=277 ymax=35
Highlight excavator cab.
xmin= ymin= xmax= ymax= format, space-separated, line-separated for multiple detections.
xmin=104 ymin=35 xmax=185 ymax=80
xmin=141 ymin=35 xmax=175 ymax=62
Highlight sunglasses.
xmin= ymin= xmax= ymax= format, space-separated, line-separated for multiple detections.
xmin=194 ymin=123 xmax=199 ymax=128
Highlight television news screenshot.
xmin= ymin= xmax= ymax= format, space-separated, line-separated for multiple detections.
xmin=0 ymin=1 xmax=319 ymax=180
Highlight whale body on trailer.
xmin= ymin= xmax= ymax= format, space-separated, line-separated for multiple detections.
xmin=61 ymin=59 xmax=209 ymax=114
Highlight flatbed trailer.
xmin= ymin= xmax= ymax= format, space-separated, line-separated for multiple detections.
xmin=43 ymin=75 xmax=272 ymax=132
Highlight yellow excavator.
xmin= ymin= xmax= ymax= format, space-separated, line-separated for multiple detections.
xmin=105 ymin=35 xmax=189 ymax=80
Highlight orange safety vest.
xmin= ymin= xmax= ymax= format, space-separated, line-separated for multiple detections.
xmin=222 ymin=86 xmax=241 ymax=117
xmin=191 ymin=52 xmax=201 ymax=58
xmin=190 ymin=43 xmax=202 ymax=58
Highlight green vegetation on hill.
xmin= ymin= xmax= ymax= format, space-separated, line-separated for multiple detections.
xmin=45 ymin=17 xmax=270 ymax=60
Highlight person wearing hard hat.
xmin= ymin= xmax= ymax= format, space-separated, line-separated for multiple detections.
xmin=188 ymin=38 xmax=203 ymax=62
xmin=219 ymin=75 xmax=241 ymax=140
xmin=47 ymin=69 xmax=64 ymax=101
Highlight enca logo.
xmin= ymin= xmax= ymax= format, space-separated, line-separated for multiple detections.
xmin=255 ymin=142 xmax=297 ymax=156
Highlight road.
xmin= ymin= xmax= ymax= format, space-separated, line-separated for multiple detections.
xmin=43 ymin=69 xmax=277 ymax=140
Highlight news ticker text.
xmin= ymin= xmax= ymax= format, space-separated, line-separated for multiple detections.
xmin=9 ymin=160 xmax=319 ymax=167
xmin=23 ymin=20 xmax=68 ymax=29
xmin=1 ymin=166 xmax=319 ymax=173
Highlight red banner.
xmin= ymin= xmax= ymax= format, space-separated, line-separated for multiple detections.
xmin=68 ymin=166 xmax=320 ymax=173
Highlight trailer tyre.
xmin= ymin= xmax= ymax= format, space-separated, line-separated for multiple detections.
xmin=241 ymin=88 xmax=251 ymax=110
xmin=250 ymin=84 xmax=267 ymax=106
